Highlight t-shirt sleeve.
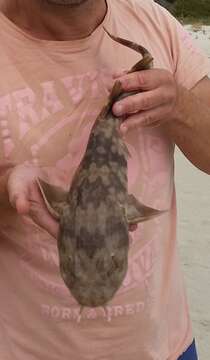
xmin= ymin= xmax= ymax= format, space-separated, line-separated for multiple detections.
xmin=151 ymin=2 xmax=210 ymax=89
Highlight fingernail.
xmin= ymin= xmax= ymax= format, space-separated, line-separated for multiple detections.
xmin=114 ymin=103 xmax=123 ymax=116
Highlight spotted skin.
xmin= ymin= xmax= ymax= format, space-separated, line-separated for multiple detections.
xmin=38 ymin=31 xmax=165 ymax=308
xmin=58 ymin=110 xmax=130 ymax=306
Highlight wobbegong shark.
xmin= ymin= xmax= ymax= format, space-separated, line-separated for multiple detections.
xmin=37 ymin=29 xmax=166 ymax=308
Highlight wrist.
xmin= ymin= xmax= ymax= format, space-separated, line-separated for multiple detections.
xmin=172 ymin=85 xmax=187 ymax=123
xmin=164 ymin=86 xmax=191 ymax=135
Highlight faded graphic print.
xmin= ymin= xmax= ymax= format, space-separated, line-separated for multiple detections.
xmin=0 ymin=68 xmax=174 ymax=321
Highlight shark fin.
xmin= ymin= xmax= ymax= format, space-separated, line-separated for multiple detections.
xmin=36 ymin=178 xmax=68 ymax=220
xmin=125 ymin=194 xmax=167 ymax=225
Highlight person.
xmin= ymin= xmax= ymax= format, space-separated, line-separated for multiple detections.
xmin=0 ymin=0 xmax=209 ymax=359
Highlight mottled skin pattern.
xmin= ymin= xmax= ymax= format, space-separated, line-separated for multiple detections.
xmin=59 ymin=110 xmax=129 ymax=307
xmin=38 ymin=31 xmax=164 ymax=308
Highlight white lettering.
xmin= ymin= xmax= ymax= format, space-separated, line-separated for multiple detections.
xmin=41 ymin=81 xmax=63 ymax=118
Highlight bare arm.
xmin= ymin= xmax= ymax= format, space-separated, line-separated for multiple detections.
xmin=112 ymin=69 xmax=210 ymax=174
xmin=164 ymin=77 xmax=210 ymax=174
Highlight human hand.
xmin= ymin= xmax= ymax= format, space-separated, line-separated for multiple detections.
xmin=6 ymin=164 xmax=137 ymax=236
xmin=112 ymin=68 xmax=179 ymax=134
xmin=7 ymin=164 xmax=59 ymax=238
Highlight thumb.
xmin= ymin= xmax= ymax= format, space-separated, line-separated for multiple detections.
xmin=7 ymin=175 xmax=30 ymax=214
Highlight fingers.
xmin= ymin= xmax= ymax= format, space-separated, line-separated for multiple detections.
xmin=110 ymin=69 xmax=177 ymax=133
xmin=7 ymin=165 xmax=59 ymax=237
xmin=116 ymin=69 xmax=169 ymax=92
xmin=7 ymin=164 xmax=41 ymax=215
xmin=120 ymin=105 xmax=171 ymax=133
xmin=112 ymin=69 xmax=176 ymax=118
xmin=108 ymin=68 xmax=166 ymax=95
xmin=113 ymin=88 xmax=168 ymax=116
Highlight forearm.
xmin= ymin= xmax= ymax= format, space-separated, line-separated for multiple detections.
xmin=164 ymin=85 xmax=210 ymax=174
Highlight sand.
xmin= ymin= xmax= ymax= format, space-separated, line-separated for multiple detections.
xmin=175 ymin=25 xmax=210 ymax=359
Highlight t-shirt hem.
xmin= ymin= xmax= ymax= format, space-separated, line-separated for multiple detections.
xmin=170 ymin=335 xmax=194 ymax=360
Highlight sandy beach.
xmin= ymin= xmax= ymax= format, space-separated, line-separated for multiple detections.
xmin=175 ymin=25 xmax=210 ymax=360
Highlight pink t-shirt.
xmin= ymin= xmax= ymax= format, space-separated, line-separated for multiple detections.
xmin=0 ymin=1 xmax=209 ymax=359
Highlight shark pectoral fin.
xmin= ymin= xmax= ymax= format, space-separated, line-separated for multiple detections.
xmin=125 ymin=194 xmax=167 ymax=225
xmin=36 ymin=178 xmax=68 ymax=220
